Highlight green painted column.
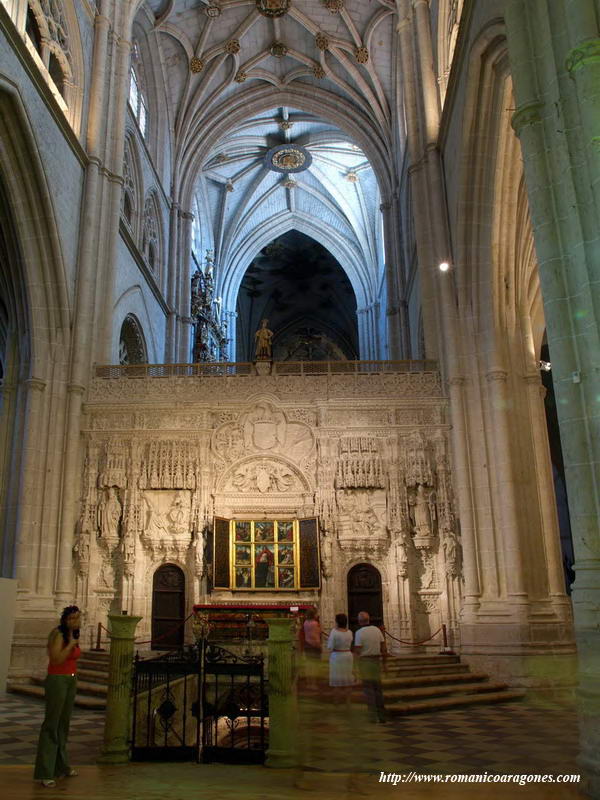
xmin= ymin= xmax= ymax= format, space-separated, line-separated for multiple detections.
xmin=265 ymin=617 xmax=297 ymax=769
xmin=98 ymin=614 xmax=142 ymax=764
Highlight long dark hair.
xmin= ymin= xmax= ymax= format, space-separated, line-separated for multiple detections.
xmin=58 ymin=605 xmax=80 ymax=645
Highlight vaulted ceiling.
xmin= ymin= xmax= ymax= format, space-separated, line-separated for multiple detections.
xmin=192 ymin=106 xmax=384 ymax=311
xmin=138 ymin=0 xmax=401 ymax=354
xmin=143 ymin=0 xmax=400 ymax=196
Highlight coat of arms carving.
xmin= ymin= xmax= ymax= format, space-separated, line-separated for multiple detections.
xmin=212 ymin=401 xmax=313 ymax=463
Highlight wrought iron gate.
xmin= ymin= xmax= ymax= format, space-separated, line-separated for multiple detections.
xmin=131 ymin=642 xmax=268 ymax=763
xmin=201 ymin=643 xmax=268 ymax=764
xmin=131 ymin=646 xmax=202 ymax=762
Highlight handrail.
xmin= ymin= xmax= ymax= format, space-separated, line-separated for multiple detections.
xmin=94 ymin=359 xmax=439 ymax=379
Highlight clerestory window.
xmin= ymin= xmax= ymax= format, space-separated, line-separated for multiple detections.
xmin=128 ymin=66 xmax=148 ymax=138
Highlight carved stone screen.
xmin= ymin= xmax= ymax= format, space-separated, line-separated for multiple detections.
xmin=213 ymin=517 xmax=230 ymax=589
xmin=299 ymin=517 xmax=320 ymax=589
xmin=81 ymin=369 xmax=455 ymax=646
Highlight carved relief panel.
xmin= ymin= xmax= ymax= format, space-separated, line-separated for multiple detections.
xmin=212 ymin=400 xmax=314 ymax=468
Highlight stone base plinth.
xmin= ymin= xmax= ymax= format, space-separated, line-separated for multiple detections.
xmin=254 ymin=360 xmax=272 ymax=375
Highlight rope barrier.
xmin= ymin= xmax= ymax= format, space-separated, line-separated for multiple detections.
xmin=384 ymin=626 xmax=443 ymax=646
xmin=319 ymin=627 xmax=443 ymax=646
xmin=97 ymin=613 xmax=194 ymax=645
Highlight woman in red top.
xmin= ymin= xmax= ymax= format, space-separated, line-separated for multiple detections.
xmin=34 ymin=605 xmax=82 ymax=788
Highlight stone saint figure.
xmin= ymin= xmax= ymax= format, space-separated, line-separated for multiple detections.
xmin=443 ymin=530 xmax=461 ymax=578
xmin=254 ymin=319 xmax=273 ymax=359
xmin=98 ymin=487 xmax=121 ymax=539
xmin=412 ymin=484 xmax=434 ymax=537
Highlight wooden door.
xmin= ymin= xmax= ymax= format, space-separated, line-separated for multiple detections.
xmin=347 ymin=564 xmax=383 ymax=631
xmin=151 ymin=564 xmax=185 ymax=649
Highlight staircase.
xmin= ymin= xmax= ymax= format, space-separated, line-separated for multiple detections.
xmin=7 ymin=650 xmax=109 ymax=710
xmin=381 ymin=654 xmax=525 ymax=715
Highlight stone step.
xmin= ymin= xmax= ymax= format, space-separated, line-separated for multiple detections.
xmin=385 ymin=654 xmax=460 ymax=665
xmin=387 ymin=689 xmax=526 ymax=716
xmin=7 ymin=681 xmax=106 ymax=710
xmin=381 ymin=671 xmax=489 ymax=689
xmin=80 ymin=650 xmax=110 ymax=663
xmin=77 ymin=666 xmax=110 ymax=683
xmin=384 ymin=680 xmax=509 ymax=702
xmin=385 ymin=662 xmax=470 ymax=676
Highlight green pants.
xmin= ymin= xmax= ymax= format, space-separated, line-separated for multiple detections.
xmin=34 ymin=674 xmax=77 ymax=780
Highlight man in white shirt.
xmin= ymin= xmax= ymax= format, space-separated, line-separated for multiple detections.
xmin=353 ymin=611 xmax=387 ymax=723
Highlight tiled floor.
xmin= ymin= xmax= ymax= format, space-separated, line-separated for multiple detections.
xmin=0 ymin=693 xmax=104 ymax=767
xmin=0 ymin=691 xmax=585 ymax=799
xmin=297 ymin=694 xmax=580 ymax=776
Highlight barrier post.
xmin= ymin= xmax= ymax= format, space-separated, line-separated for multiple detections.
xmin=440 ymin=623 xmax=455 ymax=655
xmin=265 ymin=617 xmax=298 ymax=768
xmin=94 ymin=622 xmax=104 ymax=651
xmin=98 ymin=614 xmax=142 ymax=764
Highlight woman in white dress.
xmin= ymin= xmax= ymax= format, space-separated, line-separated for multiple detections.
xmin=327 ymin=613 xmax=355 ymax=702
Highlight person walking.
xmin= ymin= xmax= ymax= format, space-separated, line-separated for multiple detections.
xmin=353 ymin=610 xmax=387 ymax=723
xmin=302 ymin=608 xmax=322 ymax=690
xmin=34 ymin=605 xmax=82 ymax=787
xmin=327 ymin=613 xmax=355 ymax=703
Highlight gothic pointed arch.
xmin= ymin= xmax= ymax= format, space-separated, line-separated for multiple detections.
xmin=122 ymin=134 xmax=144 ymax=240
xmin=454 ymin=22 xmax=571 ymax=611
xmin=130 ymin=6 xmax=173 ymax=178
xmin=0 ymin=83 xmax=69 ymax=579
xmin=437 ymin=0 xmax=465 ymax=102
xmin=19 ymin=0 xmax=85 ymax=134
xmin=119 ymin=313 xmax=148 ymax=365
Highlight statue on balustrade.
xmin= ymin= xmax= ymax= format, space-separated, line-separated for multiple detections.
xmin=255 ymin=318 xmax=274 ymax=360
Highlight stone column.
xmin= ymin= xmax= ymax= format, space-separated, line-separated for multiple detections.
xmin=396 ymin=5 xmax=441 ymax=359
xmin=522 ymin=373 xmax=570 ymax=606
xmin=380 ymin=199 xmax=407 ymax=359
xmin=14 ymin=378 xmax=46 ymax=595
xmin=177 ymin=210 xmax=194 ymax=362
xmin=98 ymin=614 xmax=141 ymax=764
xmin=356 ymin=307 xmax=369 ymax=360
xmin=265 ymin=617 xmax=297 ymax=769
xmin=484 ymin=368 xmax=527 ymax=605
xmin=55 ymin=8 xmax=114 ymax=602
xmin=165 ymin=202 xmax=180 ymax=362
xmin=505 ymin=0 xmax=600 ymax=792
xmin=446 ymin=378 xmax=481 ymax=619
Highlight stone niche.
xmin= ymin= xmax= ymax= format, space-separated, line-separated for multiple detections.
xmin=79 ymin=370 xmax=460 ymax=648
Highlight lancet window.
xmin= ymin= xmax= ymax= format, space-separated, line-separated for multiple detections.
xmin=142 ymin=196 xmax=160 ymax=274
xmin=121 ymin=140 xmax=138 ymax=232
xmin=128 ymin=50 xmax=148 ymax=138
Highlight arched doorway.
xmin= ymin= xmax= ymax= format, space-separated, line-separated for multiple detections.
xmin=235 ymin=231 xmax=359 ymax=363
xmin=347 ymin=564 xmax=383 ymax=631
xmin=151 ymin=564 xmax=185 ymax=650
